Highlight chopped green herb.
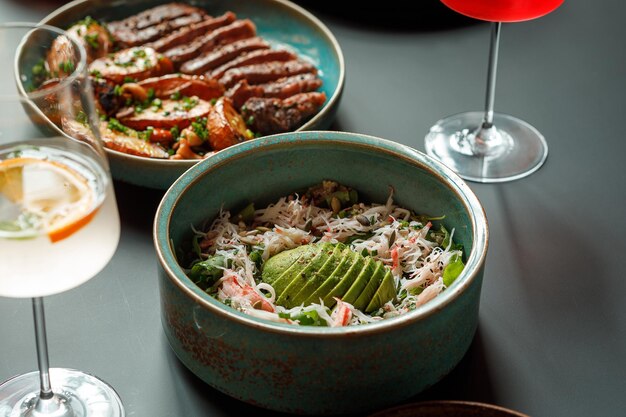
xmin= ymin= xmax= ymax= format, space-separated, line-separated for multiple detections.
xmin=169 ymin=125 xmax=180 ymax=140
xmin=59 ymin=60 xmax=75 ymax=73
xmin=182 ymin=96 xmax=199 ymax=111
xmin=107 ymin=118 xmax=128 ymax=134
xmin=84 ymin=33 xmax=100 ymax=49
xmin=76 ymin=111 xmax=88 ymax=125
xmin=191 ymin=117 xmax=209 ymax=140
xmin=139 ymin=126 xmax=154 ymax=141
xmin=170 ymin=91 xmax=181 ymax=100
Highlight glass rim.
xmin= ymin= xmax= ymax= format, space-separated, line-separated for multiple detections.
xmin=0 ymin=22 xmax=88 ymax=102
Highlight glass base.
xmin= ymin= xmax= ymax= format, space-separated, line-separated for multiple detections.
xmin=425 ymin=111 xmax=548 ymax=183
xmin=0 ymin=368 xmax=124 ymax=417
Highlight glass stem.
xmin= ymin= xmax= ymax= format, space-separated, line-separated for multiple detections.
xmin=32 ymin=297 xmax=54 ymax=400
xmin=483 ymin=21 xmax=501 ymax=128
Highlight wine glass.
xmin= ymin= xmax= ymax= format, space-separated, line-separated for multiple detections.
xmin=425 ymin=0 xmax=564 ymax=182
xmin=0 ymin=23 xmax=123 ymax=417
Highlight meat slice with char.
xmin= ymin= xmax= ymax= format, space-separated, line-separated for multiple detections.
xmin=207 ymin=49 xmax=297 ymax=80
xmin=112 ymin=13 xmax=207 ymax=47
xmin=219 ymin=60 xmax=317 ymax=89
xmin=226 ymin=73 xmax=323 ymax=109
xmin=146 ymin=12 xmax=237 ymax=52
xmin=178 ymin=37 xmax=269 ymax=75
xmin=108 ymin=3 xmax=207 ymax=33
xmin=241 ymin=92 xmax=326 ymax=135
xmin=164 ymin=19 xmax=256 ymax=65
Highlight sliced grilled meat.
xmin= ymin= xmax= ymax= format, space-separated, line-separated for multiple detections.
xmin=108 ymin=3 xmax=207 ymax=33
xmin=89 ymin=47 xmax=174 ymax=84
xmin=179 ymin=36 xmax=269 ymax=75
xmin=164 ymin=19 xmax=256 ymax=65
xmin=146 ymin=12 xmax=237 ymax=52
xmin=138 ymin=74 xmax=224 ymax=101
xmin=208 ymin=49 xmax=297 ymax=80
xmin=226 ymin=73 xmax=323 ymax=109
xmin=241 ymin=92 xmax=326 ymax=135
xmin=113 ymin=13 xmax=206 ymax=47
xmin=219 ymin=60 xmax=317 ymax=89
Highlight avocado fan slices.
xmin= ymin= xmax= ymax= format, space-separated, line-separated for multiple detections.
xmin=261 ymin=243 xmax=396 ymax=312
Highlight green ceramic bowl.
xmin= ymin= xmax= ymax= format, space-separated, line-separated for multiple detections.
xmin=40 ymin=0 xmax=345 ymax=189
xmin=154 ymin=131 xmax=488 ymax=415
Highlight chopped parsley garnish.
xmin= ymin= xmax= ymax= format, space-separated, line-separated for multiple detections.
xmin=84 ymin=33 xmax=100 ymax=49
xmin=170 ymin=91 xmax=181 ymax=100
xmin=151 ymin=98 xmax=163 ymax=110
xmin=139 ymin=126 xmax=154 ymax=141
xmin=182 ymin=96 xmax=199 ymax=111
xmin=190 ymin=117 xmax=208 ymax=141
xmin=170 ymin=125 xmax=180 ymax=140
xmin=59 ymin=60 xmax=75 ymax=74
xmin=28 ymin=58 xmax=49 ymax=90
xmin=76 ymin=110 xmax=88 ymax=125
xmin=107 ymin=118 xmax=128 ymax=134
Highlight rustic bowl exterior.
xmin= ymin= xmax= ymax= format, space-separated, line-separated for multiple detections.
xmin=154 ymin=131 xmax=488 ymax=415
xmin=40 ymin=0 xmax=345 ymax=189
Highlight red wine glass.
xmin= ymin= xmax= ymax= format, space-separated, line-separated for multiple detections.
xmin=425 ymin=0 xmax=564 ymax=182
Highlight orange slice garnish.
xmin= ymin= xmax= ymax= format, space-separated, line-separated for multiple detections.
xmin=0 ymin=157 xmax=98 ymax=242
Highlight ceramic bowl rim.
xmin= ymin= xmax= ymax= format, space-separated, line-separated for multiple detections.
xmin=153 ymin=131 xmax=488 ymax=337
xmin=39 ymin=0 xmax=346 ymax=169
xmin=368 ymin=400 xmax=529 ymax=417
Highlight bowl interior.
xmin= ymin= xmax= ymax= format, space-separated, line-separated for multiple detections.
xmin=156 ymin=131 xmax=487 ymax=329
xmin=39 ymin=0 xmax=345 ymax=189
xmin=41 ymin=0 xmax=342 ymax=113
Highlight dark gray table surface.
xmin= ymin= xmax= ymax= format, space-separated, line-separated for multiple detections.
xmin=1 ymin=1 xmax=625 ymax=416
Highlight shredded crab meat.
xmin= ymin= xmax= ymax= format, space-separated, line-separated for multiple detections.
xmin=193 ymin=186 xmax=463 ymax=326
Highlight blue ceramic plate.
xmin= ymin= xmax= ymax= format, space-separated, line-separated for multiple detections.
xmin=39 ymin=0 xmax=345 ymax=189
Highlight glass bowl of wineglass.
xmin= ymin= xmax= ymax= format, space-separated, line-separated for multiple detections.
xmin=0 ymin=23 xmax=124 ymax=417
xmin=425 ymin=0 xmax=564 ymax=183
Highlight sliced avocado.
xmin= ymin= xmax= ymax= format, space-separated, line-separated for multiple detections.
xmin=261 ymin=244 xmax=313 ymax=285
xmin=341 ymin=257 xmax=376 ymax=305
xmin=286 ymin=244 xmax=346 ymax=308
xmin=352 ymin=261 xmax=386 ymax=311
xmin=274 ymin=243 xmax=334 ymax=305
xmin=265 ymin=244 xmax=320 ymax=297
xmin=365 ymin=270 xmax=396 ymax=313
xmin=304 ymin=249 xmax=356 ymax=306
xmin=321 ymin=251 xmax=366 ymax=308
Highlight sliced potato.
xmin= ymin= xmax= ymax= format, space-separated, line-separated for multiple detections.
xmin=89 ymin=47 xmax=174 ymax=84
xmin=99 ymin=121 xmax=169 ymax=159
xmin=207 ymin=97 xmax=249 ymax=151
xmin=117 ymin=97 xmax=211 ymax=130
